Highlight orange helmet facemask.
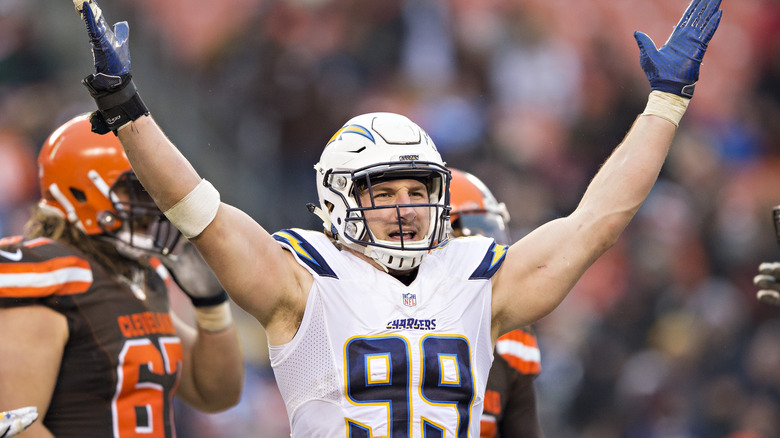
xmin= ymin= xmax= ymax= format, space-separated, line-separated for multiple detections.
xmin=448 ymin=168 xmax=511 ymax=245
xmin=38 ymin=114 xmax=180 ymax=255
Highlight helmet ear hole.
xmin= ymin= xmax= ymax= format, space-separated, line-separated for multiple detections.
xmin=97 ymin=210 xmax=120 ymax=231
xmin=70 ymin=187 xmax=87 ymax=203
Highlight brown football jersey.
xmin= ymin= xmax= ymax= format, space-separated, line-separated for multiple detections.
xmin=0 ymin=237 xmax=182 ymax=438
xmin=480 ymin=327 xmax=543 ymax=438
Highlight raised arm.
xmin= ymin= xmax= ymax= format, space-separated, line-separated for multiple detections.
xmin=73 ymin=0 xmax=311 ymax=343
xmin=491 ymin=0 xmax=723 ymax=337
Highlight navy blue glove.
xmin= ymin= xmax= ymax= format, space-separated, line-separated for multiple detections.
xmin=76 ymin=0 xmax=148 ymax=134
xmin=79 ymin=0 xmax=130 ymax=80
xmin=634 ymin=0 xmax=722 ymax=98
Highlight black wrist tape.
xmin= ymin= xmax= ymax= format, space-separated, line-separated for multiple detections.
xmin=189 ymin=290 xmax=229 ymax=308
xmin=82 ymin=73 xmax=150 ymax=134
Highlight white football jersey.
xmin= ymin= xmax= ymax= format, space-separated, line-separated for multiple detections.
xmin=270 ymin=229 xmax=508 ymax=437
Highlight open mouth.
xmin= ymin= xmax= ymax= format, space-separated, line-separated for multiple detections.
xmin=388 ymin=230 xmax=417 ymax=241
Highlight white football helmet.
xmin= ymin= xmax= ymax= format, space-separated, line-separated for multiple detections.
xmin=313 ymin=112 xmax=451 ymax=271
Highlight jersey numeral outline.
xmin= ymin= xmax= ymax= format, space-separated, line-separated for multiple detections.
xmin=345 ymin=334 xmax=475 ymax=437
xmin=112 ymin=337 xmax=182 ymax=438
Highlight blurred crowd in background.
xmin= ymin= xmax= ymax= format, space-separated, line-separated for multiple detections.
xmin=2 ymin=0 xmax=780 ymax=436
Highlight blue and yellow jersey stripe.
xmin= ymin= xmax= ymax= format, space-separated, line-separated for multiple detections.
xmin=272 ymin=229 xmax=338 ymax=279
xmin=469 ymin=241 xmax=507 ymax=280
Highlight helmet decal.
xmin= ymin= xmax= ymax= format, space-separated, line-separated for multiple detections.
xmin=327 ymin=124 xmax=376 ymax=146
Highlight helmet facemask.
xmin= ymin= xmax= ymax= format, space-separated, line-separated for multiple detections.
xmin=323 ymin=162 xmax=450 ymax=270
xmin=448 ymin=168 xmax=511 ymax=245
xmin=102 ymin=171 xmax=181 ymax=258
xmin=450 ymin=212 xmax=510 ymax=245
xmin=37 ymin=113 xmax=181 ymax=260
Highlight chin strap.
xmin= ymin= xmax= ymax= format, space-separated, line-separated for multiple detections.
xmin=307 ymin=202 xmax=391 ymax=272
xmin=99 ymin=232 xmax=155 ymax=261
xmin=365 ymin=247 xmax=391 ymax=273
xmin=306 ymin=203 xmax=339 ymax=237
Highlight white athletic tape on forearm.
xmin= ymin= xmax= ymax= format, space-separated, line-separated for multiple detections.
xmin=193 ymin=301 xmax=233 ymax=332
xmin=164 ymin=179 xmax=220 ymax=238
xmin=642 ymin=90 xmax=690 ymax=127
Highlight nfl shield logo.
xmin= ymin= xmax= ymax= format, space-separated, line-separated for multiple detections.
xmin=403 ymin=293 xmax=417 ymax=307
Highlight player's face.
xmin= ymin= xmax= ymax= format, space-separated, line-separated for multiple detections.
xmin=111 ymin=186 xmax=156 ymax=232
xmin=358 ymin=178 xmax=431 ymax=243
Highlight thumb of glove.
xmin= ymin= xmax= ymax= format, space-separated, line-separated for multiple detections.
xmin=633 ymin=31 xmax=658 ymax=55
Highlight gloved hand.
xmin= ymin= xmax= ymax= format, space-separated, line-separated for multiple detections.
xmin=634 ymin=0 xmax=723 ymax=98
xmin=75 ymin=0 xmax=130 ymax=81
xmin=754 ymin=262 xmax=780 ymax=307
xmin=74 ymin=0 xmax=148 ymax=134
xmin=0 ymin=407 xmax=38 ymax=438
xmin=161 ymin=241 xmax=228 ymax=308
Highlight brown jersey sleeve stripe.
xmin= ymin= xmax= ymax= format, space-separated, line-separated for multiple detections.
xmin=149 ymin=257 xmax=173 ymax=289
xmin=495 ymin=329 xmax=542 ymax=375
xmin=0 ymin=256 xmax=91 ymax=274
xmin=24 ymin=237 xmax=55 ymax=248
xmin=0 ymin=235 xmax=23 ymax=246
xmin=0 ymin=256 xmax=93 ymax=298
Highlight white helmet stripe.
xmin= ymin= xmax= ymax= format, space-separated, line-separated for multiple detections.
xmin=88 ymin=169 xmax=118 ymax=203
xmin=48 ymin=183 xmax=85 ymax=231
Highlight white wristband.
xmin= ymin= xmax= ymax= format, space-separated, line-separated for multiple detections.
xmin=164 ymin=179 xmax=220 ymax=238
xmin=642 ymin=90 xmax=690 ymax=127
xmin=193 ymin=301 xmax=233 ymax=332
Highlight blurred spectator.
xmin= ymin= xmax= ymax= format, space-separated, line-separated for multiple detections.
xmin=0 ymin=130 xmax=37 ymax=236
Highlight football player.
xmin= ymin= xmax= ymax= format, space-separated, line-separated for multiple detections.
xmin=448 ymin=168 xmax=544 ymax=437
xmin=0 ymin=115 xmax=243 ymax=437
xmin=447 ymin=169 xmax=544 ymax=437
xmin=71 ymin=0 xmax=722 ymax=434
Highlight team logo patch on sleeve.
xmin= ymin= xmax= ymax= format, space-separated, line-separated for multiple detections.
xmin=273 ymin=229 xmax=338 ymax=278
xmin=469 ymin=242 xmax=507 ymax=280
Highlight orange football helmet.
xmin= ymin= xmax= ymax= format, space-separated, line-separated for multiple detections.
xmin=38 ymin=114 xmax=179 ymax=253
xmin=448 ymin=168 xmax=511 ymax=245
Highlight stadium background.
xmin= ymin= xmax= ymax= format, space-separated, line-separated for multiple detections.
xmin=1 ymin=0 xmax=780 ymax=436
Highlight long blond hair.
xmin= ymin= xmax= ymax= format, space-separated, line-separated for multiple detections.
xmin=23 ymin=205 xmax=139 ymax=277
